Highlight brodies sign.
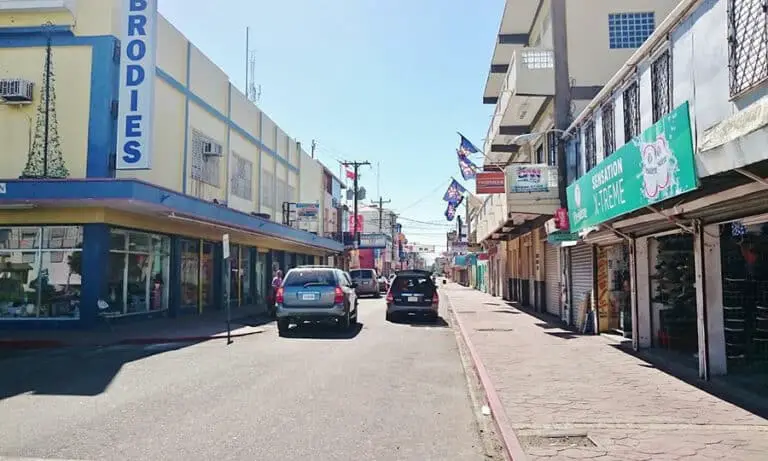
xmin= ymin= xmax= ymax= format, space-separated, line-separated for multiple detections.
xmin=567 ymin=102 xmax=698 ymax=233
xmin=116 ymin=0 xmax=158 ymax=170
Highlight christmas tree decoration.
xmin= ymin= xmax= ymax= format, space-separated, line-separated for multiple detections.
xmin=21 ymin=25 xmax=69 ymax=179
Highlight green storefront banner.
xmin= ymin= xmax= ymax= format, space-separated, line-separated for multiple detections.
xmin=567 ymin=102 xmax=698 ymax=233
xmin=547 ymin=232 xmax=580 ymax=243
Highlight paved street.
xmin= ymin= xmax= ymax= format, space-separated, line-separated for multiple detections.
xmin=0 ymin=298 xmax=501 ymax=461
xmin=445 ymin=284 xmax=768 ymax=461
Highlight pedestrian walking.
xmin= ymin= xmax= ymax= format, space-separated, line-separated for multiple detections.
xmin=268 ymin=269 xmax=283 ymax=318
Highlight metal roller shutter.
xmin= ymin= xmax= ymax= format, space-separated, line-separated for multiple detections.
xmin=545 ymin=244 xmax=560 ymax=317
xmin=569 ymin=244 xmax=593 ymax=331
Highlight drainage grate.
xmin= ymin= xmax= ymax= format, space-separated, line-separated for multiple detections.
xmin=519 ymin=435 xmax=595 ymax=449
xmin=475 ymin=327 xmax=514 ymax=332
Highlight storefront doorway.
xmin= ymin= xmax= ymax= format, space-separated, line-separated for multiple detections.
xmin=720 ymin=221 xmax=768 ymax=376
xmin=596 ymin=244 xmax=631 ymax=337
xmin=648 ymin=234 xmax=697 ymax=359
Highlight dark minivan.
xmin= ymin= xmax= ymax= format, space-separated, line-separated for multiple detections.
xmin=385 ymin=270 xmax=439 ymax=322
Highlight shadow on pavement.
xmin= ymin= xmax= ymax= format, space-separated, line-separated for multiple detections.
xmin=545 ymin=331 xmax=579 ymax=340
xmin=0 ymin=341 xmax=199 ymax=401
xmin=389 ymin=315 xmax=450 ymax=328
xmin=609 ymin=343 xmax=768 ymax=420
xmin=283 ymin=322 xmax=364 ymax=340
xmin=493 ymin=309 xmax=520 ymax=314
xmin=232 ymin=315 xmax=274 ymax=328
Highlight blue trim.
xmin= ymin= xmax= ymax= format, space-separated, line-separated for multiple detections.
xmin=0 ymin=179 xmax=344 ymax=252
xmin=0 ymin=29 xmax=119 ymax=179
xmin=80 ymin=223 xmax=110 ymax=327
xmin=156 ymin=68 xmax=299 ymax=173
xmin=182 ymin=41 xmax=192 ymax=194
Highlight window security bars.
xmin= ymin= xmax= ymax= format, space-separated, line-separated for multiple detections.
xmin=547 ymin=132 xmax=557 ymax=166
xmin=623 ymin=82 xmax=641 ymax=142
xmin=602 ymin=103 xmax=615 ymax=157
xmin=728 ymin=0 xmax=768 ymax=97
xmin=584 ymin=120 xmax=597 ymax=172
xmin=651 ymin=50 xmax=672 ymax=122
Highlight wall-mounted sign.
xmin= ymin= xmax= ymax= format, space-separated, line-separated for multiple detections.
xmin=476 ymin=171 xmax=505 ymax=194
xmin=116 ymin=0 xmax=158 ymax=170
xmin=547 ymin=232 xmax=579 ymax=243
xmin=359 ymin=233 xmax=387 ymax=249
xmin=295 ymin=202 xmax=319 ymax=220
xmin=348 ymin=214 xmax=364 ymax=233
xmin=506 ymin=164 xmax=553 ymax=193
xmin=566 ymin=102 xmax=697 ymax=233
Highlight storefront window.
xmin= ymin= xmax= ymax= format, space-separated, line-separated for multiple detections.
xmin=596 ymin=244 xmax=631 ymax=336
xmin=180 ymin=239 xmax=200 ymax=310
xmin=201 ymin=242 xmax=215 ymax=309
xmin=256 ymin=251 xmax=267 ymax=306
xmin=106 ymin=229 xmax=170 ymax=316
xmin=241 ymin=248 xmax=253 ymax=305
xmin=228 ymin=244 xmax=240 ymax=307
xmin=720 ymin=221 xmax=768 ymax=373
xmin=0 ymin=226 xmax=83 ymax=319
xmin=650 ymin=234 xmax=697 ymax=355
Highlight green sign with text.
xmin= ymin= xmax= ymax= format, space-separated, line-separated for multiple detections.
xmin=566 ymin=102 xmax=698 ymax=233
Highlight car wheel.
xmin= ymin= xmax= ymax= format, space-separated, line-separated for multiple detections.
xmin=385 ymin=312 xmax=394 ymax=322
xmin=277 ymin=319 xmax=290 ymax=336
xmin=339 ymin=311 xmax=351 ymax=330
xmin=350 ymin=309 xmax=358 ymax=325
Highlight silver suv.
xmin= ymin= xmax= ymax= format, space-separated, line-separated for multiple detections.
xmin=275 ymin=266 xmax=358 ymax=336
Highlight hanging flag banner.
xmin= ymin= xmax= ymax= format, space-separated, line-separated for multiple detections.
xmin=116 ymin=0 xmax=158 ymax=170
xmin=457 ymin=133 xmax=481 ymax=158
xmin=444 ymin=195 xmax=464 ymax=221
xmin=475 ymin=171 xmax=505 ymax=194
xmin=442 ymin=179 xmax=467 ymax=204
xmin=457 ymin=151 xmax=478 ymax=180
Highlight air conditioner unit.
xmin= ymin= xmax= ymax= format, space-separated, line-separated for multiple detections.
xmin=202 ymin=140 xmax=223 ymax=156
xmin=0 ymin=79 xmax=33 ymax=104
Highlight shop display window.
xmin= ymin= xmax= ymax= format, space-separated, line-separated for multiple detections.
xmin=0 ymin=226 xmax=83 ymax=319
xmin=649 ymin=234 xmax=697 ymax=354
xmin=180 ymin=239 xmax=200 ymax=310
xmin=105 ymin=229 xmax=170 ymax=316
xmin=720 ymin=221 xmax=768 ymax=373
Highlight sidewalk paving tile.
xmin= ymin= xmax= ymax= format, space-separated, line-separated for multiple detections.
xmin=444 ymin=284 xmax=768 ymax=461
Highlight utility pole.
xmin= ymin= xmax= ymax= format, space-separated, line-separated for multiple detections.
xmin=341 ymin=160 xmax=370 ymax=247
xmin=370 ymin=196 xmax=391 ymax=232
xmin=311 ymin=139 xmax=316 ymax=159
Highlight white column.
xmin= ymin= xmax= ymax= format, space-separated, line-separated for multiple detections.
xmin=695 ymin=222 xmax=727 ymax=378
xmin=634 ymin=236 xmax=652 ymax=348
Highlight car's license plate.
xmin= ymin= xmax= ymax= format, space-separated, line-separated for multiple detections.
xmin=302 ymin=293 xmax=317 ymax=301
xmin=408 ymin=296 xmax=418 ymax=302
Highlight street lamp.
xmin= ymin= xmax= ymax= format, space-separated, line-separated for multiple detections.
xmin=509 ymin=128 xmax=572 ymax=145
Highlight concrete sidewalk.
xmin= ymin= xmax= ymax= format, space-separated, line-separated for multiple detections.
xmin=444 ymin=283 xmax=768 ymax=461
xmin=0 ymin=306 xmax=268 ymax=349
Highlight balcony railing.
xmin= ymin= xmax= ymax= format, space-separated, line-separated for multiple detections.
xmin=484 ymin=48 xmax=556 ymax=157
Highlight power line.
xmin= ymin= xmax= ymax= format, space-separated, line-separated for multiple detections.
xmin=394 ymin=178 xmax=452 ymax=213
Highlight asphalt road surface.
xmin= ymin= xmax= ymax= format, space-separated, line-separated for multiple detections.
xmin=0 ymin=297 xmax=503 ymax=461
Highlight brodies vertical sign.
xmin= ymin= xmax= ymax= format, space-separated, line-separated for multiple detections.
xmin=566 ymin=102 xmax=698 ymax=233
xmin=116 ymin=0 xmax=158 ymax=170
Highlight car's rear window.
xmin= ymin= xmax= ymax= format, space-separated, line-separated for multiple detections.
xmin=283 ymin=270 xmax=336 ymax=287
xmin=350 ymin=270 xmax=374 ymax=279
xmin=391 ymin=276 xmax=435 ymax=295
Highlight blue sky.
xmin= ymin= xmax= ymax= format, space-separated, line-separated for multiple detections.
xmin=158 ymin=0 xmax=502 ymax=249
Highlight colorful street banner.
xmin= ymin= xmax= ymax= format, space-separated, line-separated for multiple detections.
xmin=444 ymin=195 xmax=464 ymax=221
xmin=457 ymin=133 xmax=480 ymax=158
xmin=506 ymin=164 xmax=553 ymax=193
xmin=457 ymin=151 xmax=479 ymax=180
xmin=475 ymin=171 xmax=505 ymax=194
xmin=443 ymin=179 xmax=467 ymax=204
xmin=566 ymin=101 xmax=698 ymax=233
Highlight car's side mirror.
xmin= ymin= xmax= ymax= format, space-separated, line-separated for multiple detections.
xmin=442 ymin=280 xmax=447 ymax=285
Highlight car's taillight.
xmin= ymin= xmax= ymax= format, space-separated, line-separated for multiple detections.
xmin=334 ymin=286 xmax=344 ymax=304
xmin=432 ymin=292 xmax=439 ymax=306
xmin=275 ymin=287 xmax=284 ymax=304
xmin=386 ymin=292 xmax=394 ymax=303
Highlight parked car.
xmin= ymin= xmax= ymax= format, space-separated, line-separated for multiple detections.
xmin=377 ymin=275 xmax=390 ymax=293
xmin=275 ymin=266 xmax=358 ymax=336
xmin=350 ymin=268 xmax=380 ymax=297
xmin=386 ymin=270 xmax=439 ymax=322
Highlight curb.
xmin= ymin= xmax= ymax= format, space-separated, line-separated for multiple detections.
xmin=446 ymin=290 xmax=529 ymax=461
xmin=0 ymin=329 xmax=263 ymax=349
